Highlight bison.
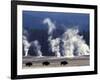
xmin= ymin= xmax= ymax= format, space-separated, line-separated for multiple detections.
xmin=61 ymin=61 xmax=68 ymax=65
xmin=25 ymin=62 xmax=32 ymax=67
xmin=42 ymin=61 xmax=50 ymax=66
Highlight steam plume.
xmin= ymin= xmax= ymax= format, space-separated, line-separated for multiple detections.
xmin=23 ymin=18 xmax=90 ymax=58
xmin=43 ymin=18 xmax=56 ymax=35
xmin=23 ymin=29 xmax=43 ymax=57
xmin=62 ymin=28 xmax=90 ymax=57
xmin=43 ymin=18 xmax=61 ymax=57
xmin=49 ymin=38 xmax=61 ymax=57
xmin=31 ymin=40 xmax=42 ymax=57
xmin=23 ymin=30 xmax=31 ymax=56
xmin=43 ymin=18 xmax=89 ymax=57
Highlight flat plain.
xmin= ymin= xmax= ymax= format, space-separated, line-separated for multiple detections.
xmin=22 ymin=55 xmax=89 ymax=68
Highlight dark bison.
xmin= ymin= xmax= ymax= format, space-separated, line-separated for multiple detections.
xmin=42 ymin=61 xmax=50 ymax=66
xmin=61 ymin=61 xmax=68 ymax=65
xmin=25 ymin=62 xmax=32 ymax=67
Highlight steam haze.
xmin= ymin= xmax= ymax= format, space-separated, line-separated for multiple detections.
xmin=23 ymin=11 xmax=90 ymax=57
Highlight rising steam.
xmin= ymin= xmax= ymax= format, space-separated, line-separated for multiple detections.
xmin=23 ymin=17 xmax=90 ymax=57
xmin=43 ymin=18 xmax=61 ymax=57
xmin=43 ymin=18 xmax=90 ymax=57
xmin=23 ymin=30 xmax=43 ymax=57
xmin=23 ymin=30 xmax=31 ymax=56
xmin=31 ymin=40 xmax=42 ymax=57
xmin=62 ymin=28 xmax=90 ymax=57
xmin=43 ymin=18 xmax=56 ymax=35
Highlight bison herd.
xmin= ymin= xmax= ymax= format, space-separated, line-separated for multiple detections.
xmin=25 ymin=61 xmax=68 ymax=67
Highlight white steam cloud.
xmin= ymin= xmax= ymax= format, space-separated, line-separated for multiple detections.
xmin=23 ymin=30 xmax=31 ymax=56
xmin=32 ymin=40 xmax=42 ymax=57
xmin=43 ymin=18 xmax=90 ymax=57
xmin=62 ymin=28 xmax=90 ymax=57
xmin=49 ymin=38 xmax=61 ymax=57
xmin=43 ymin=18 xmax=56 ymax=35
xmin=43 ymin=18 xmax=61 ymax=57
xmin=23 ymin=30 xmax=43 ymax=57
xmin=23 ymin=18 xmax=90 ymax=57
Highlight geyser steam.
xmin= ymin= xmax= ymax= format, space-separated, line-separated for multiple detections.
xmin=49 ymin=38 xmax=61 ymax=57
xmin=31 ymin=40 xmax=43 ymax=57
xmin=43 ymin=18 xmax=56 ymax=35
xmin=23 ymin=30 xmax=43 ymax=57
xmin=43 ymin=18 xmax=61 ymax=57
xmin=23 ymin=30 xmax=31 ymax=56
xmin=62 ymin=28 xmax=90 ymax=57
xmin=43 ymin=18 xmax=90 ymax=57
xmin=23 ymin=17 xmax=90 ymax=57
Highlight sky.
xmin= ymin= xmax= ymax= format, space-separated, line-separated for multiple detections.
xmin=23 ymin=11 xmax=89 ymax=32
